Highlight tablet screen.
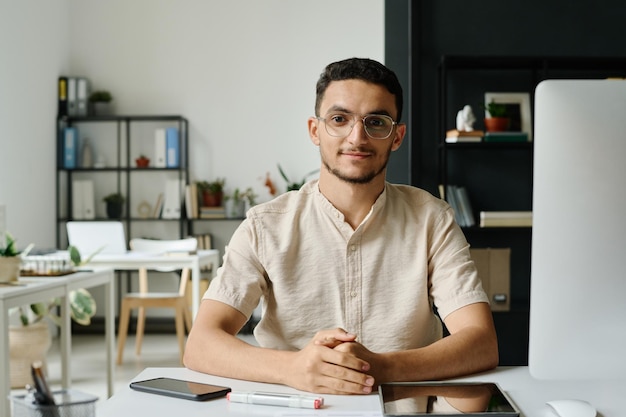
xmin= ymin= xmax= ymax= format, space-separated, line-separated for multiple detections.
xmin=379 ymin=382 xmax=519 ymax=416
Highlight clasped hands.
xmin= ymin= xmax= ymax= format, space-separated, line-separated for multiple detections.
xmin=288 ymin=328 xmax=381 ymax=395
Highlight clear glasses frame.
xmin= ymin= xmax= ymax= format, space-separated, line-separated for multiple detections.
xmin=316 ymin=113 xmax=398 ymax=140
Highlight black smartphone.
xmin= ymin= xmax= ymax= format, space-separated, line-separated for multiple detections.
xmin=129 ymin=377 xmax=231 ymax=401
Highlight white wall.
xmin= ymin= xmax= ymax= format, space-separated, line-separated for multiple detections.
xmin=0 ymin=0 xmax=384 ymax=249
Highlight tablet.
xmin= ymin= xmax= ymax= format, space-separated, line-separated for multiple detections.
xmin=378 ymin=382 xmax=520 ymax=417
xmin=130 ymin=377 xmax=231 ymax=401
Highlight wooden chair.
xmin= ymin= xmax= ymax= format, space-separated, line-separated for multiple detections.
xmin=116 ymin=237 xmax=198 ymax=365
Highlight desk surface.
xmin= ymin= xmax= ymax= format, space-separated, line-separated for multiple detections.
xmin=98 ymin=367 xmax=626 ymax=416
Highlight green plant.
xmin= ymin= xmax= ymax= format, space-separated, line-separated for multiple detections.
xmin=483 ymin=101 xmax=508 ymax=118
xmin=225 ymin=187 xmax=257 ymax=206
xmin=196 ymin=178 xmax=225 ymax=194
xmin=278 ymin=164 xmax=319 ymax=191
xmin=89 ymin=90 xmax=112 ymax=103
xmin=0 ymin=232 xmax=20 ymax=257
xmin=103 ymin=192 xmax=125 ymax=204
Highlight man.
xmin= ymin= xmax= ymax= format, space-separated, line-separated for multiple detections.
xmin=184 ymin=57 xmax=498 ymax=395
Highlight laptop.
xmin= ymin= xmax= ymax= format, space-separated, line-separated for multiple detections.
xmin=66 ymin=221 xmax=128 ymax=257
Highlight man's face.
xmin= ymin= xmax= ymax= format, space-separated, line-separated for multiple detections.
xmin=309 ymin=79 xmax=405 ymax=185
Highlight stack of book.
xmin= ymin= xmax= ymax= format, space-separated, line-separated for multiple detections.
xmin=483 ymin=131 xmax=529 ymax=142
xmin=479 ymin=211 xmax=532 ymax=227
xmin=445 ymin=129 xmax=484 ymax=143
xmin=445 ymin=185 xmax=475 ymax=227
xmin=199 ymin=206 xmax=226 ymax=219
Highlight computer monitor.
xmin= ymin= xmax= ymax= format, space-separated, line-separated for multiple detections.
xmin=529 ymin=79 xmax=626 ymax=380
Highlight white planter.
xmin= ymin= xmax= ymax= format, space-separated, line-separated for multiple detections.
xmin=0 ymin=256 xmax=21 ymax=282
xmin=9 ymin=321 xmax=52 ymax=388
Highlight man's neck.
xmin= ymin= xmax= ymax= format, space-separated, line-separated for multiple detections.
xmin=318 ymin=170 xmax=386 ymax=229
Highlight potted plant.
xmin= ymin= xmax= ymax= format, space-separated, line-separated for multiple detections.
xmin=483 ymin=101 xmax=510 ymax=132
xmin=135 ymin=154 xmax=150 ymax=168
xmin=224 ymin=187 xmax=257 ymax=218
xmin=278 ymin=164 xmax=319 ymax=192
xmin=103 ymin=192 xmax=125 ymax=218
xmin=9 ymin=245 xmax=97 ymax=388
xmin=0 ymin=232 xmax=23 ymax=283
xmin=196 ymin=178 xmax=225 ymax=207
xmin=89 ymin=90 xmax=113 ymax=116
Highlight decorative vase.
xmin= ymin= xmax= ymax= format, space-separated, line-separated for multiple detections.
xmin=9 ymin=322 xmax=52 ymax=388
xmin=202 ymin=191 xmax=223 ymax=207
xmin=225 ymin=200 xmax=245 ymax=219
xmin=106 ymin=202 xmax=123 ymax=219
xmin=91 ymin=102 xmax=112 ymax=116
xmin=135 ymin=157 xmax=150 ymax=168
xmin=0 ymin=256 xmax=21 ymax=283
xmin=484 ymin=117 xmax=510 ymax=132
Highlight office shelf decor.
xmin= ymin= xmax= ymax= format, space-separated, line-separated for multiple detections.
xmin=55 ymin=114 xmax=190 ymax=248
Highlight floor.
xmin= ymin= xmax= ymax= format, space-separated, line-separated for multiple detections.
xmin=11 ymin=332 xmax=257 ymax=412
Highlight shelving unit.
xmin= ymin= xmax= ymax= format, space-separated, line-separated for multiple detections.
xmin=55 ymin=115 xmax=189 ymax=249
xmin=438 ymin=55 xmax=626 ymax=365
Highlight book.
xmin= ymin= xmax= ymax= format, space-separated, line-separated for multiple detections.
xmin=479 ymin=211 xmax=532 ymax=227
xmin=152 ymin=193 xmax=164 ymax=218
xmin=483 ymin=131 xmax=529 ymax=142
xmin=199 ymin=206 xmax=226 ymax=219
xmin=76 ymin=77 xmax=90 ymax=117
xmin=445 ymin=185 xmax=465 ymax=226
xmin=184 ymin=183 xmax=198 ymax=219
xmin=445 ymin=129 xmax=483 ymax=143
xmin=63 ymin=127 xmax=79 ymax=168
xmin=162 ymin=179 xmax=185 ymax=219
xmin=58 ymin=76 xmax=68 ymax=117
xmin=67 ymin=77 xmax=77 ymax=116
xmin=71 ymin=180 xmax=95 ymax=219
xmin=456 ymin=186 xmax=475 ymax=227
xmin=154 ymin=129 xmax=166 ymax=168
xmin=166 ymin=127 xmax=179 ymax=167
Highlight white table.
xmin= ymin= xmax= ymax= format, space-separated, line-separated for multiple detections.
xmin=84 ymin=249 xmax=219 ymax=319
xmin=1 ymin=269 xmax=115 ymax=417
xmin=98 ymin=366 xmax=626 ymax=416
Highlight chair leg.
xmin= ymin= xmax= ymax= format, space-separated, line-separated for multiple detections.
xmin=116 ymin=300 xmax=132 ymax=365
xmin=135 ymin=306 xmax=146 ymax=355
xmin=174 ymin=305 xmax=186 ymax=365
xmin=183 ymin=306 xmax=192 ymax=334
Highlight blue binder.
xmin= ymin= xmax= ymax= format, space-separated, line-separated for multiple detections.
xmin=166 ymin=127 xmax=179 ymax=168
xmin=64 ymin=127 xmax=79 ymax=169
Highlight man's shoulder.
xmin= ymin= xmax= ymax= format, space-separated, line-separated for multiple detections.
xmin=247 ymin=180 xmax=317 ymax=217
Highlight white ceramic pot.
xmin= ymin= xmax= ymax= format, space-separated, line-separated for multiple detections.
xmin=0 ymin=256 xmax=21 ymax=282
xmin=9 ymin=321 xmax=52 ymax=388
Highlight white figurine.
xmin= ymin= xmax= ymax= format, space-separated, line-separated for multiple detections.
xmin=456 ymin=105 xmax=476 ymax=132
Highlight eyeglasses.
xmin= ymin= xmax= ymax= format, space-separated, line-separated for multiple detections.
xmin=317 ymin=113 xmax=398 ymax=140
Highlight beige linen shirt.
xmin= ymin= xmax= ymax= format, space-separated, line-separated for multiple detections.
xmin=205 ymin=180 xmax=488 ymax=352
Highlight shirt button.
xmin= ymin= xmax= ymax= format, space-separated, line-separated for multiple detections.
xmin=350 ymin=245 xmax=357 ymax=251
xmin=350 ymin=291 xmax=357 ymax=297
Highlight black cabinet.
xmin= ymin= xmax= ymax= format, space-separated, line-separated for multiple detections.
xmin=56 ymin=115 xmax=189 ymax=248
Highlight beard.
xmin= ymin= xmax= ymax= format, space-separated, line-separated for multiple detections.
xmin=321 ymin=147 xmax=391 ymax=185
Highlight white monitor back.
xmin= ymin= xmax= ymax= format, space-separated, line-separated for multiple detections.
xmin=529 ymin=79 xmax=626 ymax=380
xmin=66 ymin=221 xmax=128 ymax=255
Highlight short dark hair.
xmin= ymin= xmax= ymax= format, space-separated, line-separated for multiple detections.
xmin=315 ymin=57 xmax=403 ymax=122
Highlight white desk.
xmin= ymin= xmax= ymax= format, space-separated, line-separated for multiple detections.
xmin=98 ymin=366 xmax=626 ymax=416
xmin=85 ymin=249 xmax=219 ymax=319
xmin=1 ymin=269 xmax=115 ymax=417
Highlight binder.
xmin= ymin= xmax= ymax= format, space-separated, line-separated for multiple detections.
xmin=58 ymin=76 xmax=68 ymax=116
xmin=67 ymin=77 xmax=77 ymax=116
xmin=64 ymin=127 xmax=79 ymax=168
xmin=76 ymin=77 xmax=90 ymax=117
xmin=82 ymin=180 xmax=95 ymax=219
xmin=71 ymin=180 xmax=95 ymax=220
xmin=72 ymin=180 xmax=84 ymax=219
xmin=161 ymin=179 xmax=184 ymax=219
xmin=154 ymin=129 xmax=166 ymax=168
xmin=166 ymin=127 xmax=179 ymax=168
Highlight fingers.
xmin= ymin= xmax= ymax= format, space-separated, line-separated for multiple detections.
xmin=313 ymin=328 xmax=357 ymax=348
